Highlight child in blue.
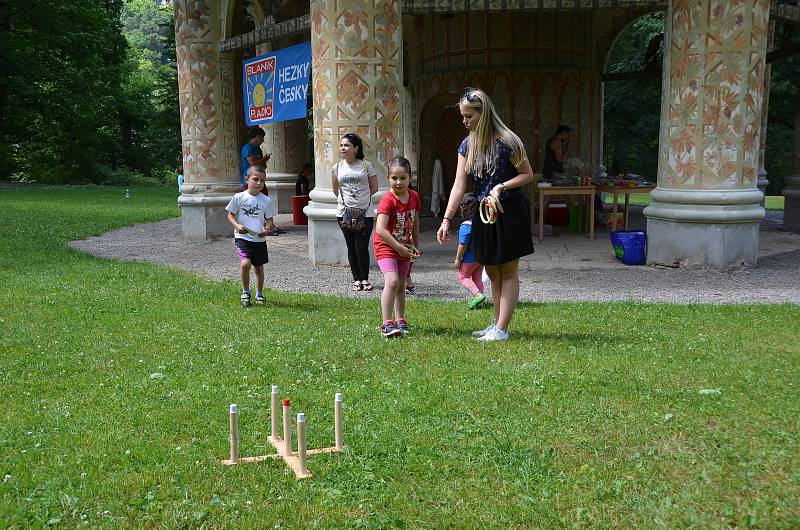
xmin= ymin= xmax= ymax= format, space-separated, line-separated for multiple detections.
xmin=453 ymin=193 xmax=486 ymax=309
xmin=225 ymin=167 xmax=277 ymax=307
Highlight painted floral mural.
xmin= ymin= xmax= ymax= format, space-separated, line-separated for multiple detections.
xmin=311 ymin=0 xmax=403 ymax=175
xmin=663 ymin=0 xmax=770 ymax=190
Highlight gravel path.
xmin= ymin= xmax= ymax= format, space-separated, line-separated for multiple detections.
xmin=70 ymin=213 xmax=800 ymax=304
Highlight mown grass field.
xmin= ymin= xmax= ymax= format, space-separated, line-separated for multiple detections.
xmin=605 ymin=193 xmax=785 ymax=211
xmin=1 ymin=186 xmax=798 ymax=528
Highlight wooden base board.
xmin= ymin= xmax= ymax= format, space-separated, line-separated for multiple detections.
xmin=222 ymin=434 xmax=341 ymax=480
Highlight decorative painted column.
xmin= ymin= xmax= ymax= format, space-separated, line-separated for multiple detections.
xmin=306 ymin=0 xmax=403 ymax=265
xmin=175 ymin=0 xmax=241 ymax=238
xmin=644 ymin=0 xmax=770 ymax=270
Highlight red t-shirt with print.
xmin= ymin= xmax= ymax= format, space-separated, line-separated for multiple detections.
xmin=373 ymin=189 xmax=420 ymax=261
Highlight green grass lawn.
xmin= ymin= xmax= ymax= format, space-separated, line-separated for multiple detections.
xmin=1 ymin=186 xmax=799 ymax=528
xmin=604 ymin=193 xmax=785 ymax=211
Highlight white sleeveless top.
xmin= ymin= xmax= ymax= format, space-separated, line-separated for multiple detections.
xmin=333 ymin=159 xmax=376 ymax=217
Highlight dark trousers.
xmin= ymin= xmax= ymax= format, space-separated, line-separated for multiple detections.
xmin=338 ymin=216 xmax=374 ymax=281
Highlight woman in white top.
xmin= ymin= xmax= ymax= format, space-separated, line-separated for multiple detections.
xmin=332 ymin=133 xmax=378 ymax=291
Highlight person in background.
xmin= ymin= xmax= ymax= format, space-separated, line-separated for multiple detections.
xmin=542 ymin=125 xmax=570 ymax=179
xmin=332 ymin=133 xmax=378 ymax=292
xmin=240 ymin=126 xmax=271 ymax=189
xmin=296 ymin=163 xmax=311 ymax=196
xmin=177 ymin=166 xmax=184 ymax=193
xmin=453 ymin=193 xmax=486 ymax=310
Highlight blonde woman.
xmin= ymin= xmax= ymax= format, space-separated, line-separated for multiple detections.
xmin=436 ymin=88 xmax=534 ymax=341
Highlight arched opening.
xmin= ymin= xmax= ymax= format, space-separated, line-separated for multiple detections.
xmin=601 ymin=11 xmax=664 ymax=179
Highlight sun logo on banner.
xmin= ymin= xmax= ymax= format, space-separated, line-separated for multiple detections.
xmin=253 ymin=83 xmax=266 ymax=107
xmin=245 ymin=56 xmax=276 ymax=122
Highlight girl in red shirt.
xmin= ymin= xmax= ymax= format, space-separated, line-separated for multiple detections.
xmin=373 ymin=156 xmax=421 ymax=337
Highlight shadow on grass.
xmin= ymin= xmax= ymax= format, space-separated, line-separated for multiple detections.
xmin=417 ymin=324 xmax=632 ymax=347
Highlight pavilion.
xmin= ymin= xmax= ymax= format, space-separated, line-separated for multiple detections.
xmin=175 ymin=0 xmax=800 ymax=271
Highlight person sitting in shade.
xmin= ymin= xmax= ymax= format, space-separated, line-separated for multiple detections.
xmin=542 ymin=125 xmax=570 ymax=179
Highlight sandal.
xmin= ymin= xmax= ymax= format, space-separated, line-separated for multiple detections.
xmin=352 ymin=281 xmax=363 ymax=291
xmin=361 ymin=280 xmax=374 ymax=291
xmin=405 ymin=285 xmax=416 ymax=295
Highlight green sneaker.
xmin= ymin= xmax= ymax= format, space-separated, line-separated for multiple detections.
xmin=467 ymin=294 xmax=486 ymax=310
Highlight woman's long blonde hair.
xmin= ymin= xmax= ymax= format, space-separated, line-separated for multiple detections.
xmin=460 ymin=88 xmax=526 ymax=178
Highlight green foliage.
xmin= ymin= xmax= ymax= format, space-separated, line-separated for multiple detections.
xmin=118 ymin=0 xmax=181 ymax=175
xmin=0 ymin=186 xmax=799 ymax=527
xmin=0 ymin=1 xmax=127 ymax=182
xmin=603 ymin=12 xmax=664 ymax=177
xmin=0 ymin=0 xmax=180 ymax=184
xmin=92 ymin=164 xmax=170 ymax=187
xmin=765 ymin=23 xmax=800 ymax=195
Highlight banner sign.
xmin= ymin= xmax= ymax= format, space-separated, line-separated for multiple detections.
xmin=243 ymin=41 xmax=311 ymax=126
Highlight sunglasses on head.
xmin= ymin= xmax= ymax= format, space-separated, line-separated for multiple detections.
xmin=462 ymin=91 xmax=480 ymax=103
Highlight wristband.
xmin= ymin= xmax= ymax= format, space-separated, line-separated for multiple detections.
xmin=442 ymin=217 xmax=451 ymax=223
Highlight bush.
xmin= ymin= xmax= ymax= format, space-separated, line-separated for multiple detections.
xmin=94 ymin=164 xmax=163 ymax=187
xmin=151 ymin=166 xmax=181 ymax=187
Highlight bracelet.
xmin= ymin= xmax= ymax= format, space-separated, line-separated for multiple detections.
xmin=441 ymin=217 xmax=451 ymax=223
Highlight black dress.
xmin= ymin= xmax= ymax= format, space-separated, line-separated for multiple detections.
xmin=458 ymin=137 xmax=534 ymax=266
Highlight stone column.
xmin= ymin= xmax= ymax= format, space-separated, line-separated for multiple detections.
xmin=306 ymin=0 xmax=403 ymax=265
xmin=644 ymin=0 xmax=770 ymax=270
xmin=783 ymin=89 xmax=800 ymax=233
xmin=175 ymin=0 xmax=241 ymax=238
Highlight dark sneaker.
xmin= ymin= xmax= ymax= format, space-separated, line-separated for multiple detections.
xmin=255 ymin=294 xmax=266 ymax=305
xmin=381 ymin=322 xmax=402 ymax=338
xmin=395 ymin=319 xmax=410 ymax=334
xmin=240 ymin=292 xmax=251 ymax=308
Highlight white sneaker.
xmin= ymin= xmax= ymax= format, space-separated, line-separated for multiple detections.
xmin=477 ymin=327 xmax=509 ymax=342
xmin=471 ymin=323 xmax=495 ymax=338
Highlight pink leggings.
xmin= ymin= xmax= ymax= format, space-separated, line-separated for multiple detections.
xmin=458 ymin=262 xmax=484 ymax=296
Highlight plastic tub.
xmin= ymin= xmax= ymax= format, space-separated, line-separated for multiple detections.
xmin=610 ymin=230 xmax=646 ymax=265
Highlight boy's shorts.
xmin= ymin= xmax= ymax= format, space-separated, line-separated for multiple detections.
xmin=235 ymin=238 xmax=269 ymax=266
